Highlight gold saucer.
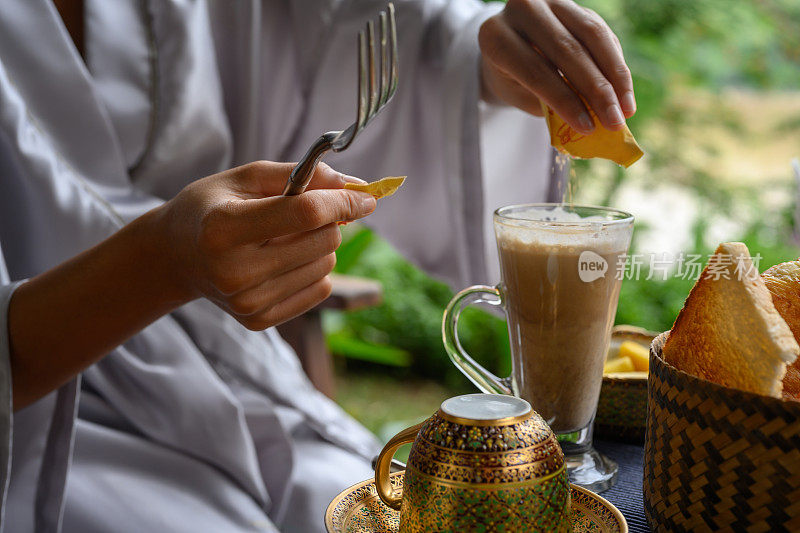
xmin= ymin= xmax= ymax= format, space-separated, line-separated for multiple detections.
xmin=325 ymin=472 xmax=628 ymax=532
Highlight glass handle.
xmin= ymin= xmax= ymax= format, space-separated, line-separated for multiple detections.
xmin=442 ymin=285 xmax=512 ymax=395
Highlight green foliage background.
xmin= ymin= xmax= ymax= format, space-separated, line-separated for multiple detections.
xmin=327 ymin=0 xmax=800 ymax=391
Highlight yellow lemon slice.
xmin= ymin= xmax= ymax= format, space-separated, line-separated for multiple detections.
xmin=603 ymin=355 xmax=635 ymax=374
xmin=619 ymin=340 xmax=650 ymax=372
xmin=344 ymin=176 xmax=406 ymax=199
xmin=542 ymin=102 xmax=643 ymax=168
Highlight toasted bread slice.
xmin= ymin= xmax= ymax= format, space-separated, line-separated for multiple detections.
xmin=762 ymin=260 xmax=800 ymax=401
xmin=663 ymin=242 xmax=798 ymax=398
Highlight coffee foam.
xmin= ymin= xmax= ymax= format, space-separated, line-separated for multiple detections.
xmin=495 ymin=206 xmax=631 ymax=252
xmin=519 ymin=206 xmax=609 ymax=224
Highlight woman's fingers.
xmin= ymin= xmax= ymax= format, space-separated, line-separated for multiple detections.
xmin=201 ymin=188 xmax=374 ymax=249
xmin=480 ymin=15 xmax=595 ymax=133
xmin=228 ymin=160 xmax=358 ymax=197
xmin=480 ymin=58 xmax=545 ymax=116
xmin=505 ymin=0 xmax=624 ymax=130
xmin=199 ymin=223 xmax=341 ymax=297
xmin=479 ymin=0 xmax=636 ymax=129
xmin=305 ymin=162 xmax=368 ymax=190
xmin=225 ymin=161 xmax=297 ymax=197
xmin=194 ymin=159 xmax=373 ymax=249
xmin=170 ymin=159 xmax=373 ymax=302
xmin=237 ymin=275 xmax=334 ymax=330
xmin=551 ymin=3 xmax=635 ymax=117
xmin=259 ymin=223 xmax=342 ymax=278
xmin=246 ymin=190 xmax=375 ymax=241
xmin=163 ymin=158 xmax=372 ymax=327
xmin=225 ymin=253 xmax=337 ymax=319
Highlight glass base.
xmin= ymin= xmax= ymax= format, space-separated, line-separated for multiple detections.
xmin=562 ymin=446 xmax=618 ymax=493
xmin=557 ymin=420 xmax=618 ymax=493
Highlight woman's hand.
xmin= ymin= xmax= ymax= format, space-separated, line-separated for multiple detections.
xmin=479 ymin=0 xmax=635 ymax=134
xmin=155 ymin=161 xmax=376 ymax=330
xmin=9 ymin=160 xmax=373 ymax=409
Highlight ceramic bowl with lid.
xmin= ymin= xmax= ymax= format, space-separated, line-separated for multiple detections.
xmin=374 ymin=394 xmax=571 ymax=532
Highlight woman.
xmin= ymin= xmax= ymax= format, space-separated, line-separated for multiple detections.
xmin=0 ymin=0 xmax=635 ymax=531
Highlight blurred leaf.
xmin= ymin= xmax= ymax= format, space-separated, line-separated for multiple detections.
xmin=335 ymin=225 xmax=376 ymax=273
xmin=326 ymin=231 xmax=510 ymax=390
xmin=327 ymin=332 xmax=412 ymax=367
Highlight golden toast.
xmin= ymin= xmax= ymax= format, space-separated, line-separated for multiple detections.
xmin=762 ymin=260 xmax=800 ymax=401
xmin=663 ymin=242 xmax=799 ymax=398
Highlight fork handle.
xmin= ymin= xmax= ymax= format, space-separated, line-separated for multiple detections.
xmin=282 ymin=132 xmax=338 ymax=196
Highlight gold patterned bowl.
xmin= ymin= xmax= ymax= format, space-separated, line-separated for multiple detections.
xmin=374 ymin=394 xmax=571 ymax=532
xmin=325 ymin=472 xmax=628 ymax=533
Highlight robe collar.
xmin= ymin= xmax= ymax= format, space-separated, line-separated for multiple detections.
xmin=0 ymin=0 xmax=130 ymax=190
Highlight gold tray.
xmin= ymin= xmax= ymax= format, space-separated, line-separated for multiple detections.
xmin=325 ymin=472 xmax=628 ymax=533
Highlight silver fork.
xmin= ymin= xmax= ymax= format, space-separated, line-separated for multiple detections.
xmin=282 ymin=3 xmax=399 ymax=196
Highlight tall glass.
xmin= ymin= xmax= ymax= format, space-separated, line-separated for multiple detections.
xmin=442 ymin=203 xmax=633 ymax=492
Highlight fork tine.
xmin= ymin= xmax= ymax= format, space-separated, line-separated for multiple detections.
xmin=379 ymin=10 xmax=390 ymax=106
xmin=356 ymin=30 xmax=369 ymax=132
xmin=387 ymin=3 xmax=399 ymax=98
xmin=366 ymin=20 xmax=379 ymax=116
xmin=338 ymin=5 xmax=398 ymax=145
xmin=284 ymin=4 xmax=398 ymax=193
xmin=338 ymin=27 xmax=370 ymax=150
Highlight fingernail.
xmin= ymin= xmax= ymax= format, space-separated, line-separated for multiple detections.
xmin=361 ymin=194 xmax=377 ymax=214
xmin=343 ymin=174 xmax=367 ymax=185
xmin=621 ymin=92 xmax=636 ymax=115
xmin=607 ymin=104 xmax=625 ymax=126
xmin=578 ymin=113 xmax=595 ymax=133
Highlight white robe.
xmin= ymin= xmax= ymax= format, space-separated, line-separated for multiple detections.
xmin=0 ymin=0 xmax=552 ymax=531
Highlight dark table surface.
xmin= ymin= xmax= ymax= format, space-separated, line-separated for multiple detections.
xmin=593 ymin=440 xmax=649 ymax=533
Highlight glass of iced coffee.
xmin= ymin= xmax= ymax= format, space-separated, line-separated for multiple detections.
xmin=442 ymin=203 xmax=633 ymax=492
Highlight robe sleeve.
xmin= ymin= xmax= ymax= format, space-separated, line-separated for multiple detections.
xmin=0 ymin=246 xmax=81 ymax=533
xmin=285 ymin=0 xmax=553 ymax=288
xmin=0 ymin=56 xmax=85 ymax=529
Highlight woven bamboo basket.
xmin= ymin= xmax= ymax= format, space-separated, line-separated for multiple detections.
xmin=594 ymin=326 xmax=653 ymax=444
xmin=644 ymin=332 xmax=800 ymax=532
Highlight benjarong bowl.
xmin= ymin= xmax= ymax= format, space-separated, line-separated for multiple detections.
xmin=375 ymin=394 xmax=571 ymax=532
